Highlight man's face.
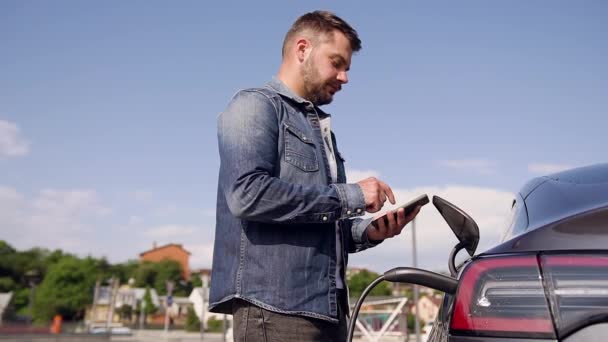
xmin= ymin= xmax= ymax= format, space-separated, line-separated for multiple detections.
xmin=300 ymin=30 xmax=352 ymax=106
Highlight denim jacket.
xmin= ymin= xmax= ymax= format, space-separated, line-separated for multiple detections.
xmin=209 ymin=78 xmax=376 ymax=323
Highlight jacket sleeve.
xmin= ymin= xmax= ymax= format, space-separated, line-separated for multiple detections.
xmin=343 ymin=217 xmax=383 ymax=253
xmin=217 ymin=89 xmax=366 ymax=224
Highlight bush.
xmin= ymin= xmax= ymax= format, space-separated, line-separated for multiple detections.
xmin=406 ymin=313 xmax=425 ymax=331
xmin=207 ymin=317 xmax=223 ymax=333
xmin=184 ymin=306 xmax=200 ymax=332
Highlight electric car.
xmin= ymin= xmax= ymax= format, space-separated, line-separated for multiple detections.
xmin=349 ymin=163 xmax=608 ymax=341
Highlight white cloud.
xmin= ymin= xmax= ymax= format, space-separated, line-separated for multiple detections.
xmin=153 ymin=204 xmax=178 ymax=217
xmin=0 ymin=182 xmax=515 ymax=279
xmin=346 ymin=169 xmax=381 ymax=182
xmin=144 ymin=224 xmax=198 ymax=239
xmin=131 ymin=190 xmax=153 ymax=202
xmin=349 ymin=185 xmax=514 ymax=273
xmin=128 ymin=215 xmax=143 ymax=225
xmin=0 ymin=184 xmax=220 ymax=268
xmin=0 ymin=120 xmax=29 ymax=157
xmin=0 ymin=187 xmax=110 ymax=253
xmin=437 ymin=159 xmax=497 ymax=175
xmin=202 ymin=208 xmax=216 ymax=217
xmin=528 ymin=163 xmax=573 ymax=174
xmin=187 ymin=243 xmax=215 ymax=269
xmin=0 ymin=186 xmax=26 ymax=228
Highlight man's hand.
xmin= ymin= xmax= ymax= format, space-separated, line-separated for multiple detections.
xmin=357 ymin=177 xmax=395 ymax=213
xmin=366 ymin=206 xmax=421 ymax=242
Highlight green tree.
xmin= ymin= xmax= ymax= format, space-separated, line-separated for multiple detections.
xmin=191 ymin=276 xmax=202 ymax=288
xmin=117 ymin=304 xmax=133 ymax=322
xmin=32 ymin=256 xmax=97 ymax=322
xmin=153 ymin=259 xmax=182 ymax=295
xmin=134 ymin=259 xmax=183 ymax=295
xmin=142 ymin=286 xmax=158 ymax=316
xmin=110 ymin=260 xmax=139 ymax=284
xmin=0 ymin=277 xmax=16 ymax=292
xmin=134 ymin=262 xmax=157 ymax=288
xmin=347 ymin=269 xmax=392 ymax=298
xmin=206 ymin=318 xmax=223 ymax=333
xmin=184 ymin=306 xmax=200 ymax=332
xmin=407 ymin=313 xmax=425 ymax=331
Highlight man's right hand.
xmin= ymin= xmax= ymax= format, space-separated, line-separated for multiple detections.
xmin=356 ymin=177 xmax=396 ymax=213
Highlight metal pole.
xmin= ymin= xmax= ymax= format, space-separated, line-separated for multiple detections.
xmin=28 ymin=283 xmax=35 ymax=325
xmin=222 ymin=315 xmax=227 ymax=342
xmin=200 ymin=275 xmax=208 ymax=340
xmin=25 ymin=270 xmax=39 ymax=326
xmin=411 ymin=218 xmax=421 ymax=342
xmin=90 ymin=280 xmax=100 ymax=330
xmin=106 ymin=277 xmax=118 ymax=333
xmin=139 ymin=299 xmax=145 ymax=330
xmin=164 ymin=281 xmax=175 ymax=336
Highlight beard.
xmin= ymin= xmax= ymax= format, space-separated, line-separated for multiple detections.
xmin=301 ymin=57 xmax=336 ymax=106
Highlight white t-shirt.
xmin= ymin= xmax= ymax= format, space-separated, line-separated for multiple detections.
xmin=319 ymin=116 xmax=345 ymax=289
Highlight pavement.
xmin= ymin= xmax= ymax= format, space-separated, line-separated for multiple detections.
xmin=0 ymin=330 xmax=423 ymax=341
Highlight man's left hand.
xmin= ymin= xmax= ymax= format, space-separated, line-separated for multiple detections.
xmin=366 ymin=206 xmax=421 ymax=242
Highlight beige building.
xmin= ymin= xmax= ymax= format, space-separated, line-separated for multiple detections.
xmin=410 ymin=295 xmax=442 ymax=323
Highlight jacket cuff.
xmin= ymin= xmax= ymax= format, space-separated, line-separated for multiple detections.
xmin=351 ymin=217 xmax=382 ymax=249
xmin=331 ymin=183 xmax=366 ymax=219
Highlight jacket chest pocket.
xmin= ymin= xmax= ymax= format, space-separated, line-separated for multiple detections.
xmin=284 ymin=123 xmax=319 ymax=172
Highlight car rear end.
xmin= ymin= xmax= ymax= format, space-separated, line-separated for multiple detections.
xmin=446 ymin=202 xmax=608 ymax=340
xmin=446 ymin=251 xmax=608 ymax=341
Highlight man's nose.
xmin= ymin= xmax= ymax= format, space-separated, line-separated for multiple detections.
xmin=337 ymin=71 xmax=348 ymax=84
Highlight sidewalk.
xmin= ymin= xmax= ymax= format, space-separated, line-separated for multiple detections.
xmin=111 ymin=330 xmax=226 ymax=342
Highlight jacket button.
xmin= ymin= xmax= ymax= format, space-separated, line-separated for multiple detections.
xmin=322 ymin=216 xmax=328 ymax=221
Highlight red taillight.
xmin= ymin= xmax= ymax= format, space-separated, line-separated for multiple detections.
xmin=451 ymin=253 xmax=608 ymax=339
xmin=450 ymin=255 xmax=556 ymax=339
xmin=541 ymin=254 xmax=608 ymax=338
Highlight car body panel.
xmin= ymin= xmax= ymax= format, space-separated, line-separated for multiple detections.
xmin=429 ymin=164 xmax=608 ymax=341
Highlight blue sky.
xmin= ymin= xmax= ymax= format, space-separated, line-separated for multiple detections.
xmin=1 ymin=1 xmax=606 ymax=273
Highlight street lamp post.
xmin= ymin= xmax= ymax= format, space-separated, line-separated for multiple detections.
xmin=24 ymin=270 xmax=40 ymax=326
xmin=164 ymin=280 xmax=175 ymax=336
xmin=200 ymin=274 xmax=209 ymax=341
xmin=105 ymin=277 xmax=119 ymax=334
xmin=411 ymin=218 xmax=421 ymax=342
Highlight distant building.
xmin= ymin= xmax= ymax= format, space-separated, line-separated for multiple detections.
xmin=346 ymin=266 xmax=367 ymax=279
xmin=139 ymin=243 xmax=191 ymax=280
xmin=87 ymin=285 xmax=160 ymax=325
xmin=190 ymin=268 xmax=212 ymax=283
xmin=189 ymin=287 xmax=230 ymax=328
xmin=0 ymin=292 xmax=14 ymax=325
xmin=159 ymin=295 xmax=192 ymax=325
xmin=391 ymin=283 xmax=412 ymax=297
xmin=410 ymin=295 xmax=443 ymax=324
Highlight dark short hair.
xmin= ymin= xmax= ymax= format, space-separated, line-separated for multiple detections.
xmin=282 ymin=10 xmax=362 ymax=57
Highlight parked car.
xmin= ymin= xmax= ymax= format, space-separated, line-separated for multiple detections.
xmin=349 ymin=163 xmax=608 ymax=342
xmin=90 ymin=326 xmax=132 ymax=335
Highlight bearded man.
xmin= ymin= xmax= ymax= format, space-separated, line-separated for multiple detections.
xmin=210 ymin=11 xmax=420 ymax=342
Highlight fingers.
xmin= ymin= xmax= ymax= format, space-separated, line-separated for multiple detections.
xmin=369 ymin=206 xmax=423 ymax=241
xmin=404 ymin=206 xmax=421 ymax=222
xmin=357 ymin=177 xmax=396 ymax=213
xmin=379 ymin=180 xmax=396 ymax=205
xmin=374 ymin=212 xmax=392 ymax=240
xmin=378 ymin=190 xmax=387 ymax=207
xmin=385 ymin=210 xmax=400 ymax=238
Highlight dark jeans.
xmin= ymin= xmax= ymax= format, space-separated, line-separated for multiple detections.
xmin=232 ymin=291 xmax=349 ymax=342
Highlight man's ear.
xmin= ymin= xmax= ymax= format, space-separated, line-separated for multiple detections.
xmin=295 ymin=37 xmax=312 ymax=63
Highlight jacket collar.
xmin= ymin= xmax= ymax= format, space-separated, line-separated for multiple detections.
xmin=266 ymin=77 xmax=331 ymax=118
